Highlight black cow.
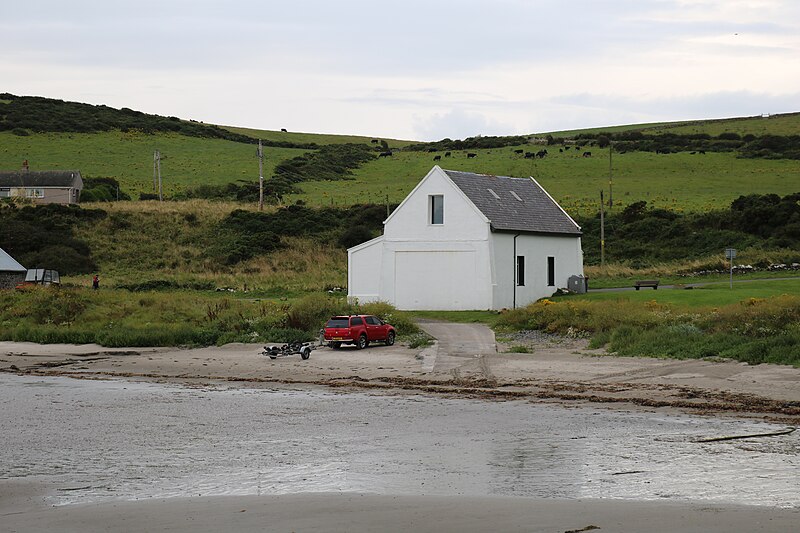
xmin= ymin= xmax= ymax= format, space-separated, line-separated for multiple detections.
xmin=576 ymin=146 xmax=582 ymax=151
xmin=379 ymin=151 xmax=392 ymax=157
xmin=428 ymin=148 xmax=438 ymax=153
xmin=582 ymin=151 xmax=592 ymax=157
xmin=433 ymin=155 xmax=441 ymax=161
xmin=280 ymin=128 xmax=288 ymax=132
xmin=371 ymin=139 xmax=379 ymax=144
xmin=536 ymin=149 xmax=548 ymax=158
xmin=513 ymin=149 xmax=524 ymax=154
xmin=564 ymin=146 xmax=570 ymax=150
xmin=699 ymin=150 xmax=706 ymax=154
xmin=467 ymin=152 xmax=477 ymax=158
xmin=524 ymin=152 xmax=534 ymax=159
xmin=559 ymin=148 xmax=563 ymax=153
xmin=444 ymin=151 xmax=451 ymax=157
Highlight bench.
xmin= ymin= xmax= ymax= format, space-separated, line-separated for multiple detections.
xmin=634 ymin=280 xmax=659 ymax=290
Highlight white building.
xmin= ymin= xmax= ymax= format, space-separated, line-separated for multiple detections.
xmin=348 ymin=166 xmax=584 ymax=310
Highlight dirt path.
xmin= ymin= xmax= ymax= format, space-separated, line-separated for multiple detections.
xmin=1 ymin=329 xmax=798 ymax=424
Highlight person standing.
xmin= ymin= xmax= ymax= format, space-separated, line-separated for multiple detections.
xmin=92 ymin=274 xmax=99 ymax=290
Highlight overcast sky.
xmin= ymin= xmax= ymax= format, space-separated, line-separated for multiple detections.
xmin=2 ymin=0 xmax=798 ymax=140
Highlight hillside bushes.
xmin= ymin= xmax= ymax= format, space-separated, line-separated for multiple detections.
xmin=0 ymin=203 xmax=104 ymax=274
xmin=0 ymin=93 xmax=317 ymax=149
xmin=577 ymin=193 xmax=800 ymax=266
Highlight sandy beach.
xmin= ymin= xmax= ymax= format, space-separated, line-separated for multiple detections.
xmin=1 ymin=330 xmax=798 ymax=423
xmin=2 ymin=481 xmax=799 ymax=533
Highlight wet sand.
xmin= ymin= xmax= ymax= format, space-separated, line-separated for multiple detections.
xmin=2 ymin=484 xmax=798 ymax=533
xmin=1 ymin=337 xmax=798 ymax=423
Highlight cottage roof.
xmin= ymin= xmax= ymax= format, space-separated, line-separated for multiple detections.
xmin=443 ymin=170 xmax=581 ymax=235
xmin=0 ymin=170 xmax=83 ymax=188
xmin=0 ymin=247 xmax=26 ymax=272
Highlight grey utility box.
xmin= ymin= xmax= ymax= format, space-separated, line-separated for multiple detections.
xmin=567 ymin=275 xmax=588 ymax=294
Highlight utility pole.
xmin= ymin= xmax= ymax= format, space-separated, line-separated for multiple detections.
xmin=156 ymin=150 xmax=163 ymax=201
xmin=600 ymin=190 xmax=605 ymax=267
xmin=257 ymin=139 xmax=264 ymax=211
xmin=608 ymin=143 xmax=613 ymax=208
xmin=153 ymin=150 xmax=159 ymax=193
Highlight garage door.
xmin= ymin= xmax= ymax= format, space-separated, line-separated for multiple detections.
xmin=394 ymin=251 xmax=481 ymax=310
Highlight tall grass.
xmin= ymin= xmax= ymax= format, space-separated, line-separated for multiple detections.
xmin=495 ymin=294 xmax=800 ymax=366
xmin=0 ymin=286 xmax=419 ymax=347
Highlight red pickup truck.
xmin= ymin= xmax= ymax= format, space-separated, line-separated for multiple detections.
xmin=324 ymin=315 xmax=396 ymax=349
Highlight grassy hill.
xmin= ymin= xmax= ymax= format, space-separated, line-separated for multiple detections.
xmin=2 ymin=93 xmax=798 ymax=217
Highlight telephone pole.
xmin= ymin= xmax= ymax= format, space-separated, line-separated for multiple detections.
xmin=608 ymin=143 xmax=613 ymax=208
xmin=154 ymin=150 xmax=163 ymax=201
xmin=600 ymin=190 xmax=606 ymax=267
xmin=153 ymin=150 xmax=159 ymax=193
xmin=257 ymin=140 xmax=264 ymax=211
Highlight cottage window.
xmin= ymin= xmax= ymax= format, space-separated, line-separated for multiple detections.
xmin=547 ymin=256 xmax=555 ymax=287
xmin=516 ymin=256 xmax=525 ymax=286
xmin=0 ymin=188 xmax=9 ymax=198
xmin=430 ymin=194 xmax=444 ymax=225
xmin=25 ymin=188 xmax=44 ymax=199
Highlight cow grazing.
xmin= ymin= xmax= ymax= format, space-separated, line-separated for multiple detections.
xmin=280 ymin=128 xmax=288 ymax=132
xmin=536 ymin=149 xmax=548 ymax=158
xmin=524 ymin=152 xmax=534 ymax=159
xmin=559 ymin=148 xmax=563 ymax=153
xmin=699 ymin=150 xmax=706 ymax=154
xmin=582 ymin=151 xmax=592 ymax=157
xmin=433 ymin=155 xmax=441 ymax=161
xmin=467 ymin=153 xmax=477 ymax=158
xmin=576 ymin=146 xmax=582 ymax=151
xmin=428 ymin=148 xmax=438 ymax=153
xmin=444 ymin=151 xmax=451 ymax=157
xmin=371 ymin=139 xmax=379 ymax=144
xmin=379 ymin=151 xmax=392 ymax=157
xmin=564 ymin=146 xmax=570 ymax=150
xmin=513 ymin=149 xmax=524 ymax=154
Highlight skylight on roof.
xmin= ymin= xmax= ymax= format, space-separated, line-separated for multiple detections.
xmin=487 ymin=188 xmax=500 ymax=199
xmin=510 ymin=191 xmax=522 ymax=202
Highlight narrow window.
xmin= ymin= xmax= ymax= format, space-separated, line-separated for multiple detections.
xmin=547 ymin=257 xmax=555 ymax=287
xmin=516 ymin=256 xmax=525 ymax=286
xmin=430 ymin=194 xmax=444 ymax=225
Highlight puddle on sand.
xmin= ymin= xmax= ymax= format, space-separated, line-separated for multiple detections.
xmin=1 ymin=374 xmax=797 ymax=507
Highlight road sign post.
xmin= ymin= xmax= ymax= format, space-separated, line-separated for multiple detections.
xmin=725 ymin=248 xmax=736 ymax=289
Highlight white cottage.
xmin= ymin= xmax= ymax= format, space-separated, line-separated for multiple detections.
xmin=348 ymin=166 xmax=584 ymax=310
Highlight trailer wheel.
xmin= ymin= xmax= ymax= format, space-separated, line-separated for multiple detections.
xmin=300 ymin=347 xmax=311 ymax=360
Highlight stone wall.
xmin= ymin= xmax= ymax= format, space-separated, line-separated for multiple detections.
xmin=0 ymin=272 xmax=25 ymax=289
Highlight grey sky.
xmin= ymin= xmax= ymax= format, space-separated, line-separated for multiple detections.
xmin=2 ymin=0 xmax=798 ymax=140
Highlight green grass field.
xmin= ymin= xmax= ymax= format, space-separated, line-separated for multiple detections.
xmin=287 ymin=146 xmax=800 ymax=216
xmin=562 ymin=278 xmax=800 ymax=307
xmin=0 ymin=131 xmax=307 ymax=197
xmin=2 ymin=112 xmax=798 ymax=215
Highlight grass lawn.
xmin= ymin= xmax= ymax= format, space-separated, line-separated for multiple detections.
xmin=561 ymin=278 xmax=800 ymax=308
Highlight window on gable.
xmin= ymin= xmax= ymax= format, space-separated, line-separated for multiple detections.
xmin=516 ymin=256 xmax=525 ymax=286
xmin=547 ymin=256 xmax=555 ymax=287
xmin=430 ymin=194 xmax=444 ymax=225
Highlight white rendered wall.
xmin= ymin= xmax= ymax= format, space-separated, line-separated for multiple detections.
xmin=492 ymin=233 xmax=584 ymax=309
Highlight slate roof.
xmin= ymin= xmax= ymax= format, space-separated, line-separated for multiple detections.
xmin=444 ymin=170 xmax=581 ymax=235
xmin=0 ymin=247 xmax=26 ymax=272
xmin=0 ymin=170 xmax=82 ymax=188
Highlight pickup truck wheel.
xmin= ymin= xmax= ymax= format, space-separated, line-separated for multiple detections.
xmin=357 ymin=334 xmax=368 ymax=349
xmin=385 ymin=331 xmax=395 ymax=346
